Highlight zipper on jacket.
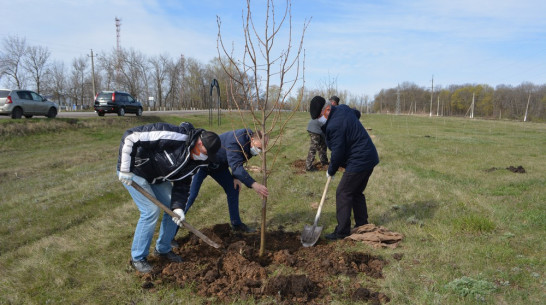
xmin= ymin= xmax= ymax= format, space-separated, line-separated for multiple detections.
xmin=164 ymin=150 xmax=174 ymax=165
xmin=172 ymin=163 xmax=207 ymax=181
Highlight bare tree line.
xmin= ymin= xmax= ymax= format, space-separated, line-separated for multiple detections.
xmin=374 ymin=81 xmax=546 ymax=121
xmin=0 ymin=35 xmax=246 ymax=111
xmin=1 ymin=35 xmax=544 ymax=120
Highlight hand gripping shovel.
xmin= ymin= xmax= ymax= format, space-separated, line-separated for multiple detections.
xmin=301 ymin=176 xmax=332 ymax=247
xmin=130 ymin=181 xmax=221 ymax=249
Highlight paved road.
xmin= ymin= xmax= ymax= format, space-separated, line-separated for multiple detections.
xmin=1 ymin=110 xmax=210 ymax=119
xmin=59 ymin=110 xmax=210 ymax=118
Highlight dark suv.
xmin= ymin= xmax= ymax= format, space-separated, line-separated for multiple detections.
xmin=94 ymin=91 xmax=143 ymax=116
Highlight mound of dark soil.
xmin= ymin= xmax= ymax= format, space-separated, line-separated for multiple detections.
xmin=485 ymin=167 xmax=499 ymax=172
xmin=506 ymin=165 xmax=525 ymax=173
xmin=291 ymin=159 xmax=337 ymax=174
xmin=485 ymin=165 xmax=526 ymax=173
xmin=137 ymin=224 xmax=389 ymax=304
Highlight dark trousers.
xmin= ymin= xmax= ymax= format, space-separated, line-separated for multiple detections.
xmin=334 ymin=168 xmax=374 ymax=236
xmin=185 ymin=166 xmax=242 ymax=226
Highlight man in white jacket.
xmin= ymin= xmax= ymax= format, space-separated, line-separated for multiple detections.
xmin=117 ymin=122 xmax=220 ymax=273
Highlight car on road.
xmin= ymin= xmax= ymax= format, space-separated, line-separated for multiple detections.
xmin=93 ymin=91 xmax=143 ymax=116
xmin=0 ymin=89 xmax=59 ymax=119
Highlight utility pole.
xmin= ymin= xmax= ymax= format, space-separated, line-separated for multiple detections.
xmin=180 ymin=54 xmax=185 ymax=109
xmin=89 ymin=49 xmax=96 ymax=97
xmin=429 ymin=75 xmax=434 ymax=117
xmin=470 ymin=93 xmax=475 ymax=119
xmin=524 ymin=94 xmax=531 ymax=122
xmin=115 ymin=17 xmax=122 ymax=88
xmin=396 ymin=84 xmax=401 ymax=115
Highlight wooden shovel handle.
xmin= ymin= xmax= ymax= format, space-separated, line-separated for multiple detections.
xmin=313 ymin=176 xmax=332 ymax=225
xmin=130 ymin=181 xmax=221 ymax=249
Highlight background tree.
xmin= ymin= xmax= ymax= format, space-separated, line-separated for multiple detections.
xmin=451 ymin=85 xmax=474 ymax=115
xmin=494 ymin=84 xmax=513 ymax=119
xmin=217 ymin=0 xmax=309 ymax=256
xmin=0 ymin=36 xmax=28 ymax=89
xmin=149 ymin=53 xmax=169 ymax=110
xmin=23 ymin=45 xmax=50 ymax=94
xmin=206 ymin=57 xmax=234 ymax=109
xmin=185 ymin=57 xmax=206 ymax=109
xmin=317 ymin=73 xmax=338 ymax=100
xmin=96 ymin=51 xmax=117 ymax=91
xmin=161 ymin=55 xmax=178 ymax=110
xmin=118 ymin=48 xmax=149 ymax=101
xmin=68 ymin=56 xmax=89 ymax=108
xmin=46 ymin=61 xmax=67 ymax=108
xmin=474 ymin=84 xmax=494 ymax=117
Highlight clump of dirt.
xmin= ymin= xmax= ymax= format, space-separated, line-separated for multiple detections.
xmin=506 ymin=165 xmax=525 ymax=173
xmin=138 ymin=224 xmax=389 ymax=304
xmin=264 ymin=274 xmax=319 ymax=302
xmin=485 ymin=165 xmax=526 ymax=173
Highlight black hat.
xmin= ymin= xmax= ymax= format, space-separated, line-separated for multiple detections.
xmin=329 ymin=95 xmax=340 ymax=105
xmin=309 ymin=96 xmax=326 ymax=119
xmin=200 ymin=131 xmax=221 ymax=162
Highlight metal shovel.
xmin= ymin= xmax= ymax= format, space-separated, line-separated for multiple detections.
xmin=130 ymin=181 xmax=221 ymax=249
xmin=301 ymin=176 xmax=332 ymax=247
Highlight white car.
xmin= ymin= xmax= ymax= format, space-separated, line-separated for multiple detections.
xmin=0 ymin=89 xmax=59 ymax=119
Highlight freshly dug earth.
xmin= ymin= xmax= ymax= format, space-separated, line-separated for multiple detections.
xmin=291 ymin=159 xmax=335 ymax=174
xmin=485 ymin=165 xmax=526 ymax=173
xmin=137 ymin=224 xmax=390 ymax=304
xmin=506 ymin=165 xmax=526 ymax=173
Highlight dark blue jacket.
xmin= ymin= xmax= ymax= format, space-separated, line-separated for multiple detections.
xmin=214 ymin=129 xmax=256 ymax=188
xmin=322 ymin=105 xmax=379 ymax=176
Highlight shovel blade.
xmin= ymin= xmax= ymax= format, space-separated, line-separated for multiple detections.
xmin=300 ymin=224 xmax=323 ymax=247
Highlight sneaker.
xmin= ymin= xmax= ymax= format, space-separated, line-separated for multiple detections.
xmin=154 ymin=249 xmax=183 ymax=263
xmin=130 ymin=258 xmax=153 ymax=273
xmin=232 ymin=223 xmax=256 ymax=233
xmin=306 ymin=167 xmax=317 ymax=172
xmin=325 ymin=232 xmax=347 ymax=240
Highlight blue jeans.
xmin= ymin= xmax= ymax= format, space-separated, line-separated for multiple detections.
xmin=185 ymin=167 xmax=243 ymax=226
xmin=120 ymin=173 xmax=178 ymax=261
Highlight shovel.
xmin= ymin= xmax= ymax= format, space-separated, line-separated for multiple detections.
xmin=301 ymin=176 xmax=332 ymax=247
xmin=130 ymin=181 xmax=221 ymax=249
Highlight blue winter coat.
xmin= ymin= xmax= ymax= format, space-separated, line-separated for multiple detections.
xmin=214 ymin=129 xmax=257 ymax=188
xmin=322 ymin=104 xmax=379 ymax=176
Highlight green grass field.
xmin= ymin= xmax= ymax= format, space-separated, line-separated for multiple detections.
xmin=0 ymin=113 xmax=544 ymax=304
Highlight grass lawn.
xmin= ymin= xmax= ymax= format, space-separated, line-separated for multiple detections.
xmin=0 ymin=113 xmax=544 ymax=304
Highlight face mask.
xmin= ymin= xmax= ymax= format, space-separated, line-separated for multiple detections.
xmin=191 ymin=144 xmax=208 ymax=161
xmin=192 ymin=152 xmax=208 ymax=161
xmin=318 ymin=105 xmax=330 ymax=125
xmin=318 ymin=115 xmax=327 ymax=125
xmin=250 ymin=146 xmax=261 ymax=156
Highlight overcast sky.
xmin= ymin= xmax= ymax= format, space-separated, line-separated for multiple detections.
xmin=3 ymin=0 xmax=545 ymax=99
